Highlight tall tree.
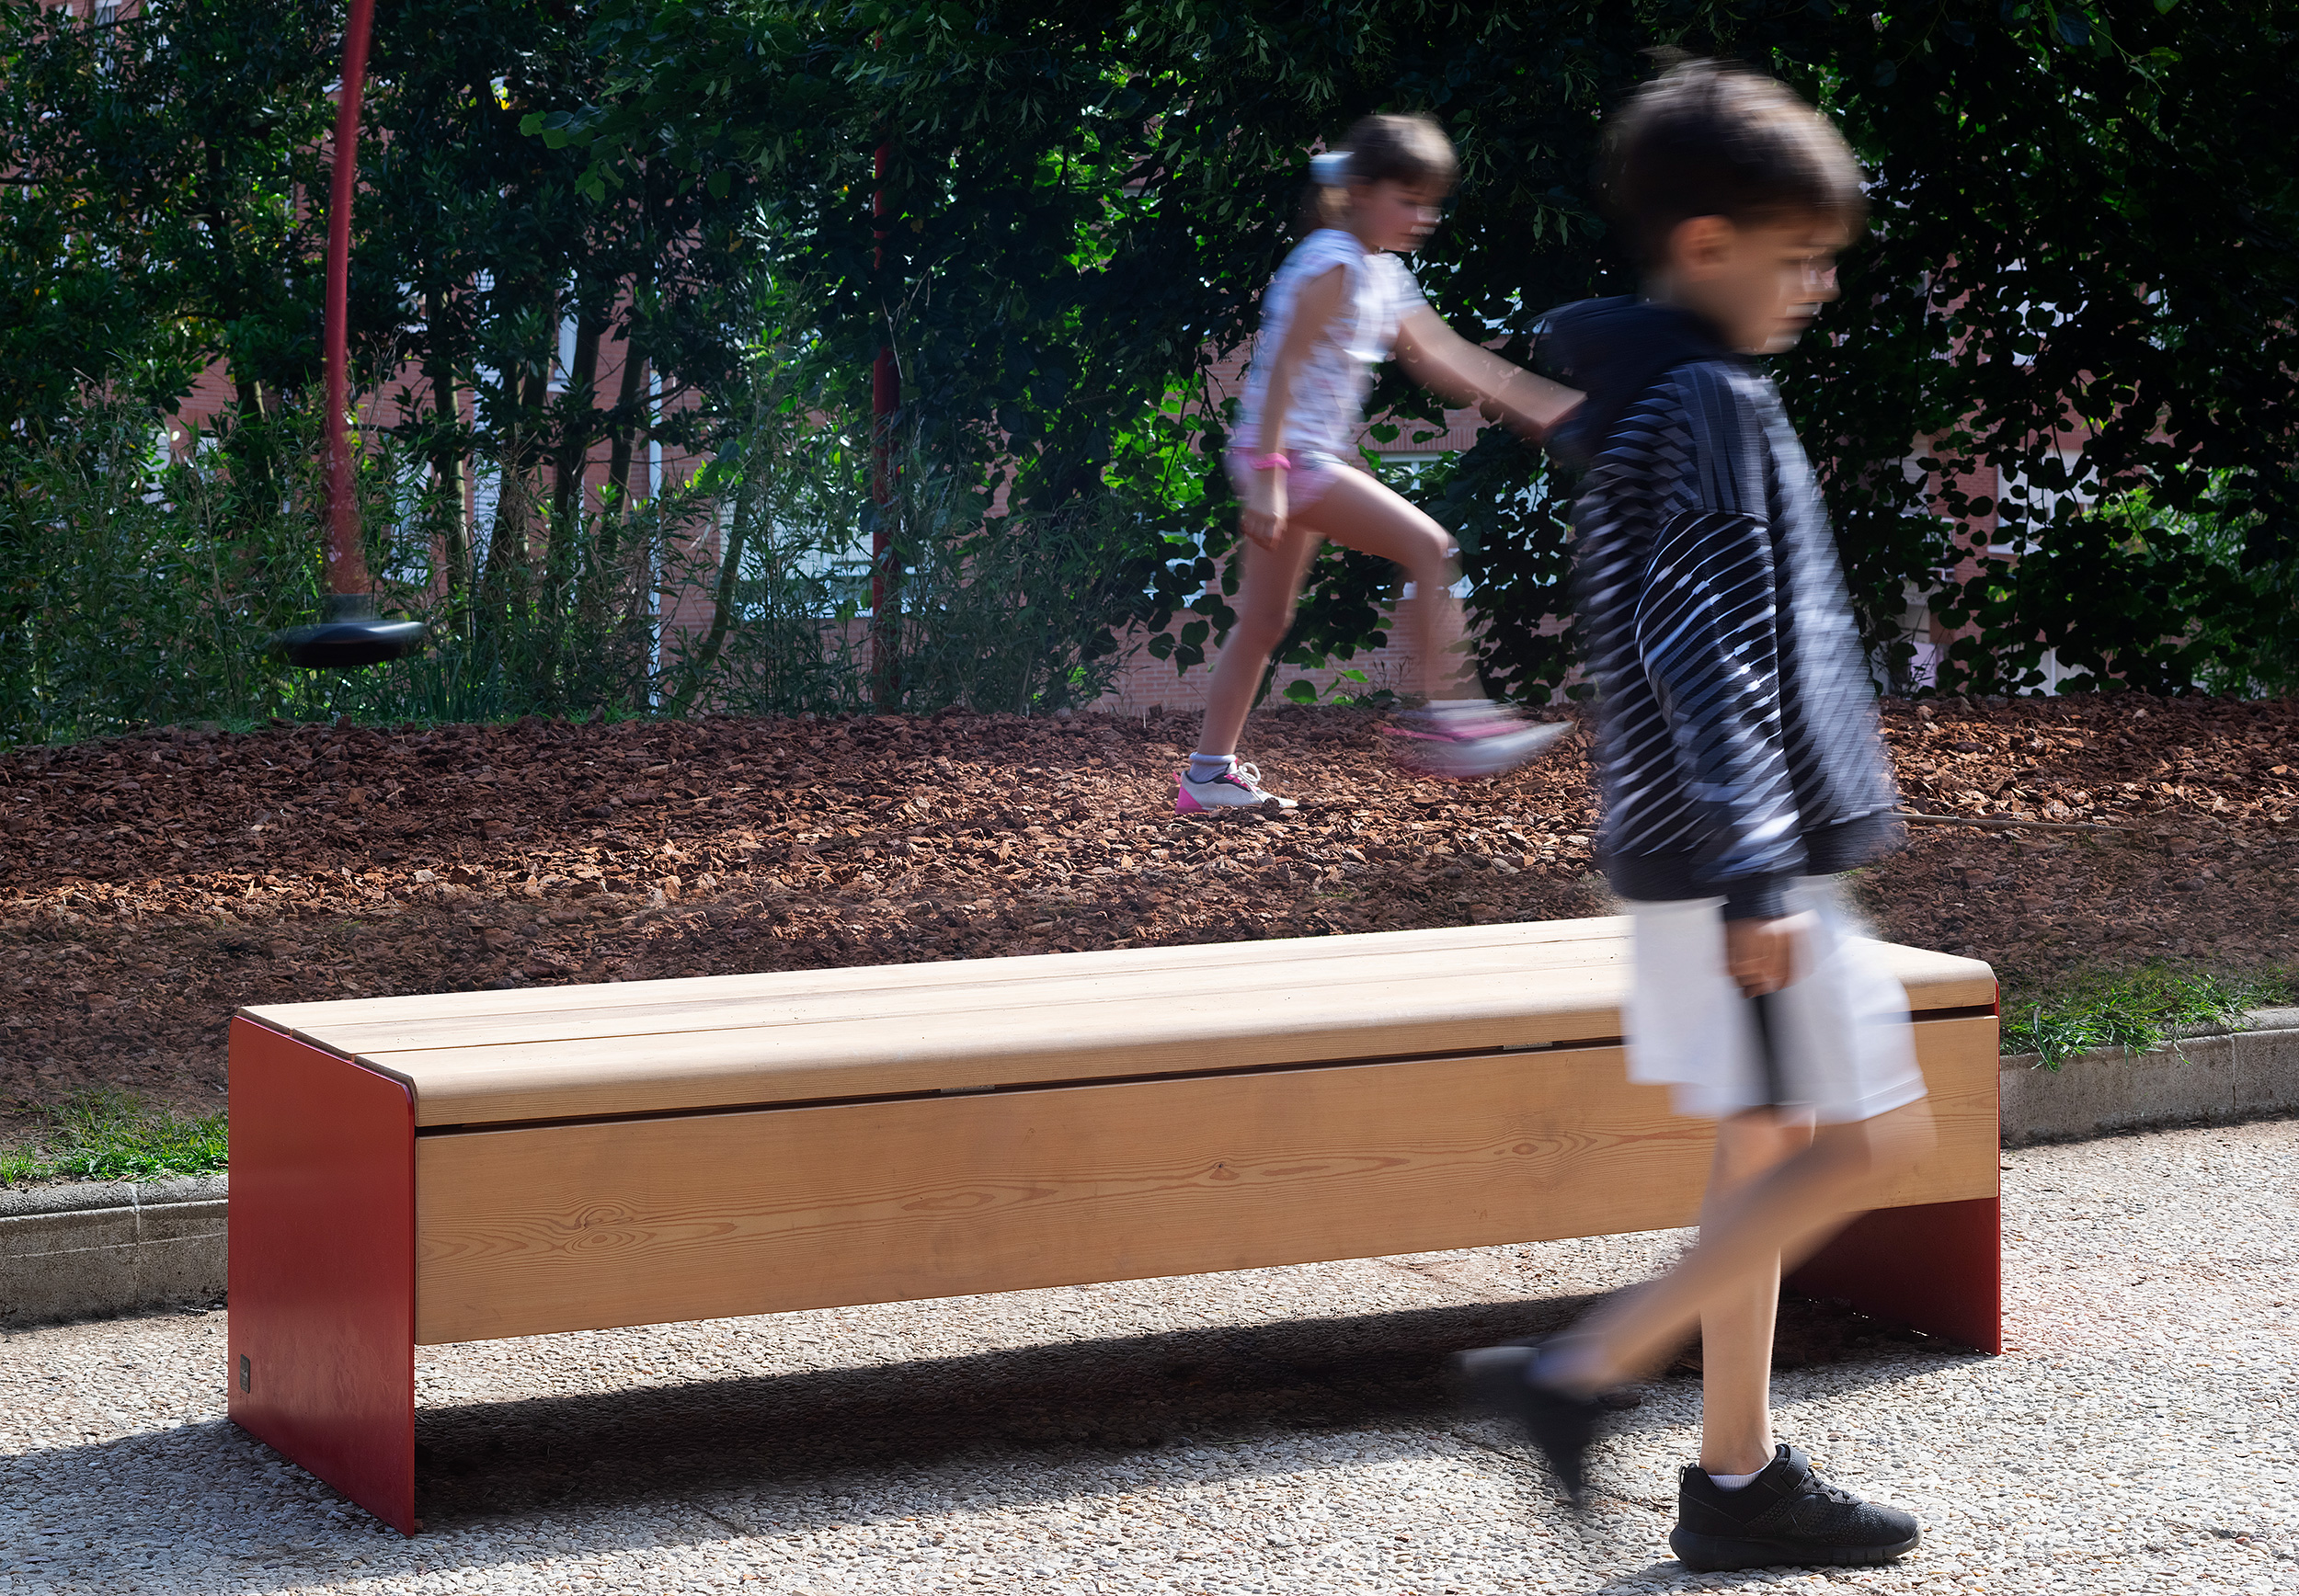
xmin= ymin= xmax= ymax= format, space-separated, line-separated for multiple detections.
xmin=362 ymin=2 xmax=763 ymax=603
xmin=1767 ymin=0 xmax=2299 ymax=695
xmin=0 ymin=0 xmax=340 ymax=478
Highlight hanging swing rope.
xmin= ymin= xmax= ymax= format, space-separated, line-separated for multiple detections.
xmin=269 ymin=0 xmax=426 ymax=670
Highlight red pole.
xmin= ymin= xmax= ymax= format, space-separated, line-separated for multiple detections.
xmin=323 ymin=0 xmax=378 ymax=598
xmin=266 ymin=0 xmax=427 ymax=667
xmin=870 ymin=142 xmax=898 ymax=705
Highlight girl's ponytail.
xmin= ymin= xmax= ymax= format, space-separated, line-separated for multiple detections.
xmin=1294 ymin=169 xmax=1351 ymax=236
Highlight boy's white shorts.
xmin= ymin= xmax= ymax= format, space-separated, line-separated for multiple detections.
xmin=1624 ymin=876 xmax=1927 ymax=1125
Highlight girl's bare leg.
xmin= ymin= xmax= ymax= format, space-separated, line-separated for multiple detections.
xmin=1292 ymin=469 xmax=1475 ymax=703
xmin=1195 ymin=521 xmax=1324 ymax=758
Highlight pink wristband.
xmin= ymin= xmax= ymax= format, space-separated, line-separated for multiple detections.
xmin=1244 ymin=450 xmax=1292 ymax=472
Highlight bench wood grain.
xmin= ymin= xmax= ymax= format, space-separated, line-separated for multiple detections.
xmin=413 ymin=1016 xmax=1996 ymax=1344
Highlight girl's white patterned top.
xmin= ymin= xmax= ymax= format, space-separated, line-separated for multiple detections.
xmin=1236 ymin=228 xmax=1424 ymax=460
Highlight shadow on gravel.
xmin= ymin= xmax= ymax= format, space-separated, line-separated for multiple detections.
xmin=410 ymin=1292 xmax=1968 ymax=1531
xmin=413 ymin=1294 xmax=1584 ymax=1526
xmin=0 ymin=1291 xmax=1973 ymax=1590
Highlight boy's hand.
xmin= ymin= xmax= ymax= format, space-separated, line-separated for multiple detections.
xmin=1725 ymin=913 xmax=1810 ymax=997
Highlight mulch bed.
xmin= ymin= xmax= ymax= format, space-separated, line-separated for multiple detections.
xmin=3 ymin=696 xmax=2293 ymax=1130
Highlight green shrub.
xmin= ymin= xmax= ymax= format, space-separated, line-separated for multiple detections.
xmin=0 ymin=405 xmax=331 ymax=745
xmin=1963 ymin=469 xmax=2299 ymax=700
xmin=0 ymin=385 xmax=1167 ymax=745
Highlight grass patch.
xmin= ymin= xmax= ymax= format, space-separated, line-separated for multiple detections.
xmin=0 ymin=1089 xmax=228 ymax=1186
xmin=2002 ymin=964 xmax=2294 ymax=1069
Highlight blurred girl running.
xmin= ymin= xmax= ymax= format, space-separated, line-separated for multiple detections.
xmin=1178 ymin=113 xmax=1583 ymax=814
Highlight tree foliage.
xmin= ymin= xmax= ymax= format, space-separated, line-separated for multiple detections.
xmin=355 ymin=0 xmax=770 ymax=632
xmin=0 ymin=0 xmax=339 ymax=459
xmin=554 ymin=0 xmax=2299 ymax=699
xmin=2 ymin=0 xmax=2293 ymax=747
xmin=1796 ymin=0 xmax=2299 ymax=696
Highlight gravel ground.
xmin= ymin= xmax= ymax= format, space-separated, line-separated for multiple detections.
xmin=3 ymin=1120 xmax=2293 ymax=1595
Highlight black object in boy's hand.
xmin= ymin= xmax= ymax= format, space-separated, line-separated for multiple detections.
xmin=1749 ymin=990 xmax=1788 ymax=1110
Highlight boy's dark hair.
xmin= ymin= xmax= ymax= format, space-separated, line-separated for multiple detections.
xmin=1599 ymin=60 xmax=1866 ymax=269
xmin=1298 ymin=113 xmax=1458 ymax=234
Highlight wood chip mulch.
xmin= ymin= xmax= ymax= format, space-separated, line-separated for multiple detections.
xmin=2 ymin=696 xmax=2293 ymax=1128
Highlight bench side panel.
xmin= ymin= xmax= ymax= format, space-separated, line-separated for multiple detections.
xmin=1790 ymin=1006 xmax=2002 ymax=1351
xmin=229 ymin=1019 xmax=417 ymax=1534
xmin=415 ymin=1019 xmax=1994 ymax=1345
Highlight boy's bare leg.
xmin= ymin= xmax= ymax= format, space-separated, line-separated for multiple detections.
xmin=1694 ymin=1110 xmax=1814 ymax=1476
xmin=1543 ymin=1098 xmax=1937 ymax=1396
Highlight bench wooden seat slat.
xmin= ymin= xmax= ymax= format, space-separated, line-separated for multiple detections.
xmin=365 ymin=972 xmax=1633 ymax=1127
xmin=274 ymin=937 xmax=1632 ymax=1066
xmin=241 ymin=920 xmax=1994 ymax=1129
xmin=245 ymin=916 xmax=1635 ymax=1033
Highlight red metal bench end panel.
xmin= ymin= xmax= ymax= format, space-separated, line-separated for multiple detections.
xmin=228 ymin=1018 xmax=418 ymax=1533
xmin=1789 ymin=1192 xmax=2002 ymax=1355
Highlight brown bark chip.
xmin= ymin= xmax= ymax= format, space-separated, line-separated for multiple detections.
xmin=1 ymin=698 xmax=2293 ymax=1127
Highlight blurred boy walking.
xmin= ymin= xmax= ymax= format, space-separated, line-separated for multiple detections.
xmin=1457 ymin=62 xmax=1935 ymax=1573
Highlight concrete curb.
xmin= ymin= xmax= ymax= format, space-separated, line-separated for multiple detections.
xmin=2000 ymin=1009 xmax=2299 ymax=1146
xmin=1 ymin=1010 xmax=2293 ymax=1327
xmin=0 ymin=1173 xmax=227 ymax=1328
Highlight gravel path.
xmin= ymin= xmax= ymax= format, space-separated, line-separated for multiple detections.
xmin=4 ymin=1120 xmax=2293 ymax=1594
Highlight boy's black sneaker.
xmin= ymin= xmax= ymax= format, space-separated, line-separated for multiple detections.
xmin=1669 ymin=1445 xmax=1920 ymax=1571
xmin=1449 ymin=1341 xmax=1606 ymax=1505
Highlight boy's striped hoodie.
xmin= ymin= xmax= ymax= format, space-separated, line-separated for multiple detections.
xmin=1543 ymin=297 xmax=1900 ymax=920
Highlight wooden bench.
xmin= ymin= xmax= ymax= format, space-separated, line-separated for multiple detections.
xmin=227 ymin=916 xmax=2000 ymax=1534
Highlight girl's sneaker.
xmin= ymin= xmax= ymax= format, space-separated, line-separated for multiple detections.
xmin=1174 ymin=761 xmax=1298 ymax=814
xmin=1385 ymin=701 xmax=1569 ymax=780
